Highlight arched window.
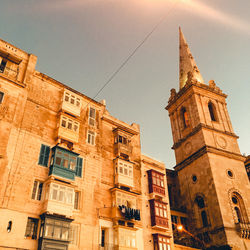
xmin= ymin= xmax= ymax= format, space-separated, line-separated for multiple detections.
xmin=201 ymin=211 xmax=209 ymax=227
xmin=234 ymin=207 xmax=242 ymax=223
xmin=231 ymin=192 xmax=248 ymax=224
xmin=208 ymin=102 xmax=217 ymax=122
xmin=181 ymin=107 xmax=189 ymax=128
xmin=195 ymin=195 xmax=209 ymax=228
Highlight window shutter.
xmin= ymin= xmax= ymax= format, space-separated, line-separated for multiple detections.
xmin=38 ymin=144 xmax=50 ymax=167
xmin=44 ymin=146 xmax=50 ymax=166
xmin=76 ymin=157 xmax=83 ymax=177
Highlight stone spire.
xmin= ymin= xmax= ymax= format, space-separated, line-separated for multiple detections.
xmin=179 ymin=27 xmax=204 ymax=89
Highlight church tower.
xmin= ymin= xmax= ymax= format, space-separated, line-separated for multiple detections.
xmin=166 ymin=28 xmax=250 ymax=249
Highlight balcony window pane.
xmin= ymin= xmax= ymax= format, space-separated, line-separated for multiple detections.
xmin=68 ymin=122 xmax=72 ymax=130
xmin=65 ymin=95 xmax=69 ymax=102
xmin=159 ymin=243 xmax=163 ymax=250
xmin=124 ymin=167 xmax=128 ymax=175
xmin=54 ymin=226 xmax=61 ymax=239
xmin=55 ymin=157 xmax=61 ymax=166
xmin=119 ymin=166 xmax=123 ymax=174
xmin=63 ymin=159 xmax=69 ymax=168
xmin=52 ymin=189 xmax=58 ymax=200
xmin=69 ymin=160 xmax=76 ymax=170
xmin=61 ymin=120 xmax=66 ymax=127
xmin=70 ymin=97 xmax=75 ymax=104
xmin=61 ymin=227 xmax=69 ymax=240
xmin=156 ymin=207 xmax=159 ymax=216
xmin=45 ymin=225 xmax=53 ymax=237
xmin=59 ymin=191 xmax=64 ymax=201
xmin=73 ymin=124 xmax=78 ymax=132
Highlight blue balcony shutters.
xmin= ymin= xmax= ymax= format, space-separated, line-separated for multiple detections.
xmin=38 ymin=144 xmax=50 ymax=167
xmin=76 ymin=157 xmax=83 ymax=177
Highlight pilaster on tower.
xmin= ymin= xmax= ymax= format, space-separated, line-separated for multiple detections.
xmin=179 ymin=27 xmax=204 ymax=89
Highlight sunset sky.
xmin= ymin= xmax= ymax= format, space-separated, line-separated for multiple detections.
xmin=1 ymin=0 xmax=250 ymax=168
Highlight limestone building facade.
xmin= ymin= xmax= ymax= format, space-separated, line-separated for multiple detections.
xmin=0 ymin=38 xmax=174 ymax=250
xmin=166 ymin=28 xmax=250 ymax=250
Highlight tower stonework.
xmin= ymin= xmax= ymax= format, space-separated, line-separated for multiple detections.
xmin=166 ymin=30 xmax=250 ymax=249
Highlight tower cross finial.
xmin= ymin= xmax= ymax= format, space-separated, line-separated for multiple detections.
xmin=179 ymin=27 xmax=204 ymax=89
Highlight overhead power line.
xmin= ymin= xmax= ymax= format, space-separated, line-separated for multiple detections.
xmin=90 ymin=1 xmax=179 ymax=103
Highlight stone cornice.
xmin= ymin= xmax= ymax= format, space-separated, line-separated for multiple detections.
xmin=172 ymin=123 xmax=238 ymax=150
xmin=0 ymin=74 xmax=26 ymax=88
xmin=34 ymin=72 xmax=104 ymax=107
xmin=174 ymin=145 xmax=245 ymax=172
xmin=102 ymin=114 xmax=139 ymax=135
xmin=166 ymin=82 xmax=227 ymax=110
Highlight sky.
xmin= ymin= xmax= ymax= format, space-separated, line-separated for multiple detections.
xmin=1 ymin=0 xmax=250 ymax=168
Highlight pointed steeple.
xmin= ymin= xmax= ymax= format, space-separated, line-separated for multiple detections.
xmin=179 ymin=27 xmax=204 ymax=89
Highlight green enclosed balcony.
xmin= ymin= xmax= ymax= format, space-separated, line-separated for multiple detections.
xmin=49 ymin=146 xmax=82 ymax=181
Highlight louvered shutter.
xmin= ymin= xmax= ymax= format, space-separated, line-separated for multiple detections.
xmin=76 ymin=157 xmax=83 ymax=177
xmin=38 ymin=144 xmax=50 ymax=167
xmin=38 ymin=145 xmax=45 ymax=165
xmin=44 ymin=146 xmax=50 ymax=166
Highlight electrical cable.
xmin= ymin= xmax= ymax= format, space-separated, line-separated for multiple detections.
xmin=84 ymin=1 xmax=179 ymax=108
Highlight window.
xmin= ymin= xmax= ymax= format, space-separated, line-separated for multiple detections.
xmin=69 ymin=224 xmax=79 ymax=245
xmin=118 ymin=161 xmax=133 ymax=178
xmin=64 ymin=91 xmax=81 ymax=107
xmin=149 ymin=200 xmax=168 ymax=228
xmin=155 ymin=201 xmax=168 ymax=218
xmin=38 ymin=144 xmax=50 ymax=167
xmin=231 ymin=192 xmax=248 ymax=224
xmin=195 ymin=196 xmax=209 ymax=228
xmin=43 ymin=218 xmax=70 ymax=240
xmin=31 ymin=180 xmax=43 ymax=201
xmin=118 ymin=228 xmax=136 ymax=248
xmin=89 ymin=107 xmax=96 ymax=126
xmin=153 ymin=234 xmax=171 ymax=250
xmin=147 ymin=170 xmax=165 ymax=195
xmin=171 ymin=215 xmax=178 ymax=230
xmin=53 ymin=148 xmax=77 ymax=171
xmin=25 ymin=217 xmax=39 ymax=239
xmin=180 ymin=217 xmax=188 ymax=230
xmin=74 ymin=191 xmax=80 ymax=210
xmin=101 ymin=228 xmax=106 ymax=247
xmin=115 ymin=135 xmax=128 ymax=145
xmin=50 ymin=147 xmax=82 ymax=178
xmin=181 ymin=107 xmax=189 ymax=128
xmin=75 ymin=157 xmax=83 ymax=177
xmin=0 ymin=59 xmax=7 ymax=73
xmin=61 ymin=116 xmax=79 ymax=132
xmin=0 ymin=91 xmax=4 ymax=104
xmin=208 ymin=102 xmax=217 ymax=122
xmin=38 ymin=145 xmax=50 ymax=167
xmin=87 ymin=130 xmax=95 ymax=145
xmin=49 ymin=183 xmax=74 ymax=205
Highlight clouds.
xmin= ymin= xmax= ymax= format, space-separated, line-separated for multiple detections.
xmin=180 ymin=0 xmax=250 ymax=34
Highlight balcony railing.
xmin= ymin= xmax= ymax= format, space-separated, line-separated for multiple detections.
xmin=114 ymin=143 xmax=132 ymax=157
xmin=236 ymin=222 xmax=250 ymax=239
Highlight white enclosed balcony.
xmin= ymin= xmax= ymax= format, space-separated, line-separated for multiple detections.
xmin=42 ymin=183 xmax=75 ymax=218
xmin=58 ymin=114 xmax=79 ymax=143
xmin=61 ymin=90 xmax=81 ymax=117
xmin=114 ymin=158 xmax=134 ymax=188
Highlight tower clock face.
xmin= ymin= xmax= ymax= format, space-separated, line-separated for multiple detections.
xmin=216 ymin=136 xmax=227 ymax=149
